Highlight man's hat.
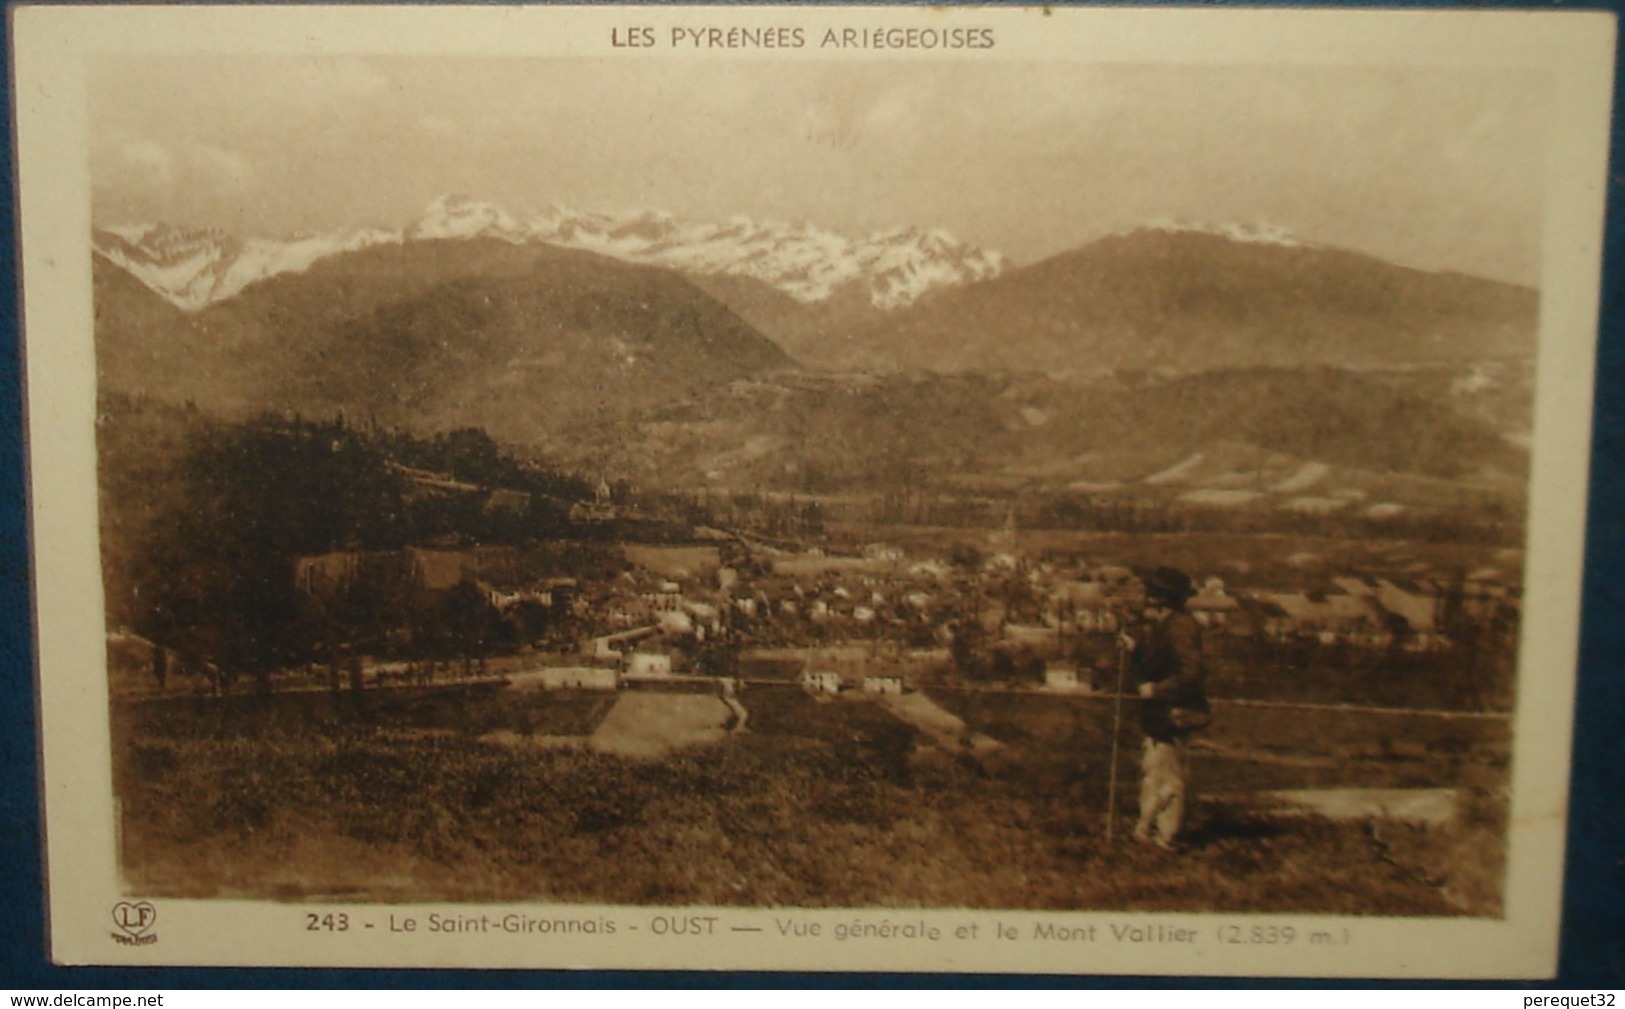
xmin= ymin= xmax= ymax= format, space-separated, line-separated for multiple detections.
xmin=1144 ymin=567 xmax=1195 ymax=605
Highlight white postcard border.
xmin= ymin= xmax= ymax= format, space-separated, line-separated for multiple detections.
xmin=13 ymin=4 xmax=1616 ymax=977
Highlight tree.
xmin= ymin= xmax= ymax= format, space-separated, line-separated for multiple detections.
xmin=441 ymin=581 xmax=502 ymax=676
xmin=508 ymin=598 xmax=551 ymax=645
xmin=949 ymin=620 xmax=986 ymax=679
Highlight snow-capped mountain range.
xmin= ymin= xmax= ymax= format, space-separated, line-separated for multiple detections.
xmin=95 ymin=223 xmax=399 ymax=313
xmin=93 ymin=194 xmax=1008 ymax=312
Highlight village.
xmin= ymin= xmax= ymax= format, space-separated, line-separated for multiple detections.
xmin=108 ymin=514 xmax=1524 ymax=713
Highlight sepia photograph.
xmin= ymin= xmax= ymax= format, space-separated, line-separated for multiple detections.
xmin=13 ymin=5 xmax=1614 ymax=975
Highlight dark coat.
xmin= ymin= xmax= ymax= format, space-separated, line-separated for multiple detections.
xmin=1134 ymin=610 xmax=1211 ymax=742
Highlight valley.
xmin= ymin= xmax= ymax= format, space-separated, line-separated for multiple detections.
xmin=92 ymin=200 xmax=1535 ymax=914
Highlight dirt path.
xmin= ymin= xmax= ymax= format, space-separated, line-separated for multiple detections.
xmin=721 ymin=694 xmax=749 ymax=733
xmin=1212 ymin=787 xmax=1461 ymax=825
xmin=876 ymin=692 xmax=1003 ymax=757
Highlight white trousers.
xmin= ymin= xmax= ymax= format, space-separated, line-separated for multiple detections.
xmin=1136 ymin=737 xmax=1187 ymax=844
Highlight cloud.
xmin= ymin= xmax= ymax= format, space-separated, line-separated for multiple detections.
xmin=800 ymin=72 xmax=959 ymax=154
xmin=187 ymin=142 xmax=256 ymax=193
xmin=99 ymin=136 xmax=255 ymax=210
xmin=805 ymin=82 xmax=917 ymax=152
xmin=117 ymin=139 xmax=175 ymax=186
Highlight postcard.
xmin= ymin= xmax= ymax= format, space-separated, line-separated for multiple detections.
xmin=12 ymin=3 xmax=1615 ymax=976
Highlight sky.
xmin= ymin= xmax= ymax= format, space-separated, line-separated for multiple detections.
xmin=89 ymin=56 xmax=1550 ymax=285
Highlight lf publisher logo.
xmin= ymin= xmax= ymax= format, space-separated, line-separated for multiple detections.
xmin=110 ymin=901 xmax=158 ymax=946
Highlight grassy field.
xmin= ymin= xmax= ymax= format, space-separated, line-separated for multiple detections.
xmin=927 ymin=689 xmax=1508 ymax=791
xmin=113 ymin=684 xmax=1506 ymax=914
xmin=122 ymin=683 xmax=620 ymax=740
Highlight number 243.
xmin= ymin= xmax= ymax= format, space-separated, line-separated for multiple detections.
xmin=306 ymin=913 xmax=349 ymax=932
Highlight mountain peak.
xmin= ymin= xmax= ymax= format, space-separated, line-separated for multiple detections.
xmin=847 ymin=221 xmax=1536 ymax=374
xmin=407 ymin=193 xmax=528 ymax=243
xmin=101 ymin=223 xmax=163 ymax=245
xmin=1131 ymin=218 xmax=1309 ymax=249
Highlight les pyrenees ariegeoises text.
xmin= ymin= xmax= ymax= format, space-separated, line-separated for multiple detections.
xmin=611 ymin=26 xmax=997 ymax=51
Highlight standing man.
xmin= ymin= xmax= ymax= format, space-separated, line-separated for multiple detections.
xmin=1119 ymin=567 xmax=1210 ymax=850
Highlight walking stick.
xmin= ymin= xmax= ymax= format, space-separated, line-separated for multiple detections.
xmin=1104 ymin=630 xmax=1129 ymax=844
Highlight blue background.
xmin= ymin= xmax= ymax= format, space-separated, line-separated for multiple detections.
xmin=2 ymin=0 xmax=1621 ymax=989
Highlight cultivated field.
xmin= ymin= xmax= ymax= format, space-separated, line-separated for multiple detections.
xmin=589 ymin=692 xmax=732 ymax=758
